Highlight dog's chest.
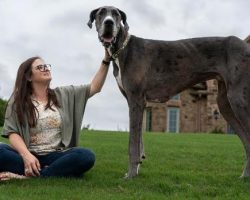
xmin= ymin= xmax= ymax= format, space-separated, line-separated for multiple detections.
xmin=107 ymin=48 xmax=124 ymax=90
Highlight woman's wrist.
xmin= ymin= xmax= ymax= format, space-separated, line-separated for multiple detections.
xmin=102 ymin=59 xmax=110 ymax=66
xmin=20 ymin=151 xmax=30 ymax=158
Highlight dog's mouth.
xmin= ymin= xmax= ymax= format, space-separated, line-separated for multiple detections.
xmin=100 ymin=36 xmax=116 ymax=47
xmin=100 ymin=31 xmax=116 ymax=47
xmin=102 ymin=36 xmax=114 ymax=43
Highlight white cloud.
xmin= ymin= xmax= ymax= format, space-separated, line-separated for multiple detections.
xmin=0 ymin=63 xmax=14 ymax=99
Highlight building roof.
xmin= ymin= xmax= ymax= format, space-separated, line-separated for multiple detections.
xmin=245 ymin=35 xmax=250 ymax=43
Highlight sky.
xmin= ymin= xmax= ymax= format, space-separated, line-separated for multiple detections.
xmin=0 ymin=0 xmax=249 ymax=131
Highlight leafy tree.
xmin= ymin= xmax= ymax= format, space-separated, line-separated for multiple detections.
xmin=0 ymin=98 xmax=7 ymax=126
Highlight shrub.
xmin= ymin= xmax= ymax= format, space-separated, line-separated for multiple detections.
xmin=0 ymin=98 xmax=7 ymax=126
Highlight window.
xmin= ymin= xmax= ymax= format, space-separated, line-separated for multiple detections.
xmin=227 ymin=124 xmax=235 ymax=134
xmin=167 ymin=107 xmax=180 ymax=133
xmin=145 ymin=108 xmax=152 ymax=132
xmin=170 ymin=94 xmax=180 ymax=100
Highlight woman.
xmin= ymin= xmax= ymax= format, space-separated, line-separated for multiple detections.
xmin=0 ymin=51 xmax=111 ymax=180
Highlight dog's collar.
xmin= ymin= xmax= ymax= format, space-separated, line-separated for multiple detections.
xmin=108 ymin=33 xmax=131 ymax=61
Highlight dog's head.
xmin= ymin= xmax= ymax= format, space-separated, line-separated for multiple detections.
xmin=87 ymin=6 xmax=129 ymax=47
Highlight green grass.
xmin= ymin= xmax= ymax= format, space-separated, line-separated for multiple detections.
xmin=1 ymin=130 xmax=250 ymax=200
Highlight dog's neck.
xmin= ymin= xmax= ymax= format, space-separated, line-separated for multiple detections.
xmin=107 ymin=26 xmax=130 ymax=60
xmin=114 ymin=26 xmax=128 ymax=51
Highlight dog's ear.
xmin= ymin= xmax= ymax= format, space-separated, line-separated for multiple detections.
xmin=87 ymin=8 xmax=99 ymax=29
xmin=118 ymin=9 xmax=129 ymax=32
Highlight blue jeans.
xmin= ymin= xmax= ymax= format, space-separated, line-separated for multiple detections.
xmin=0 ymin=143 xmax=95 ymax=178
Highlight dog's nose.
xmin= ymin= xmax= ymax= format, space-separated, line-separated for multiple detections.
xmin=104 ymin=20 xmax=114 ymax=26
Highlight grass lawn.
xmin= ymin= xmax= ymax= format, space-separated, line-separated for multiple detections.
xmin=1 ymin=130 xmax=250 ymax=200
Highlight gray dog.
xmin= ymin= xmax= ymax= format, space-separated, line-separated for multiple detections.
xmin=87 ymin=6 xmax=250 ymax=178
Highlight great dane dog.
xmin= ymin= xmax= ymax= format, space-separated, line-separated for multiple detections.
xmin=87 ymin=6 xmax=250 ymax=178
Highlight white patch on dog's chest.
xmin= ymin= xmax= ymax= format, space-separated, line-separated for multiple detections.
xmin=114 ymin=58 xmax=124 ymax=90
xmin=107 ymin=48 xmax=124 ymax=90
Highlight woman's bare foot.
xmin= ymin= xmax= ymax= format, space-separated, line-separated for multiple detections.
xmin=0 ymin=172 xmax=28 ymax=181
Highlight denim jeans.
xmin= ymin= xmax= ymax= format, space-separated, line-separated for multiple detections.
xmin=0 ymin=143 xmax=95 ymax=178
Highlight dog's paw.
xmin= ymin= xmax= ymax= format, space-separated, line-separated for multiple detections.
xmin=240 ymin=173 xmax=249 ymax=179
xmin=123 ymin=173 xmax=130 ymax=180
xmin=123 ymin=169 xmax=139 ymax=179
xmin=123 ymin=172 xmax=136 ymax=180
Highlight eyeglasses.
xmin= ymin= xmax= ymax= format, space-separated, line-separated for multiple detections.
xmin=35 ymin=64 xmax=51 ymax=72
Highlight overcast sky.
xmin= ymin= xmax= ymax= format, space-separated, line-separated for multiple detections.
xmin=0 ymin=0 xmax=249 ymax=131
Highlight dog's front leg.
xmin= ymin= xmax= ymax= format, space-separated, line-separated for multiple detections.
xmin=140 ymin=133 xmax=145 ymax=160
xmin=124 ymin=97 xmax=145 ymax=179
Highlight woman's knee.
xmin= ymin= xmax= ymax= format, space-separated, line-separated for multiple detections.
xmin=0 ymin=143 xmax=12 ymax=153
xmin=0 ymin=143 xmax=24 ymax=173
xmin=72 ymin=147 xmax=96 ymax=168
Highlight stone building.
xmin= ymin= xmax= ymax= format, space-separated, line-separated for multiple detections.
xmin=142 ymin=80 xmax=232 ymax=133
xmin=245 ymin=35 xmax=250 ymax=43
xmin=142 ymin=36 xmax=250 ymax=134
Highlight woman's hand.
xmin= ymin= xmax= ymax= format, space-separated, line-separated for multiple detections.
xmin=9 ymin=133 xmax=41 ymax=177
xmin=21 ymin=152 xmax=41 ymax=177
xmin=104 ymin=48 xmax=111 ymax=62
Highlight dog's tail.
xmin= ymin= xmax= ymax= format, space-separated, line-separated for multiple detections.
xmin=244 ymin=35 xmax=250 ymax=44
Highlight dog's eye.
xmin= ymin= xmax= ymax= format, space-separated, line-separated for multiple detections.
xmin=112 ymin=10 xmax=119 ymax=17
xmin=99 ymin=8 xmax=106 ymax=15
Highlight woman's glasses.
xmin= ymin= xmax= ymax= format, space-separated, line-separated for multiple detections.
xmin=35 ymin=64 xmax=51 ymax=72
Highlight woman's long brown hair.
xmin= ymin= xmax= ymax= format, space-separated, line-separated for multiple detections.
xmin=12 ymin=56 xmax=60 ymax=127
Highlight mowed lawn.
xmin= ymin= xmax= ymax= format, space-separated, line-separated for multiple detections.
xmin=1 ymin=130 xmax=250 ymax=200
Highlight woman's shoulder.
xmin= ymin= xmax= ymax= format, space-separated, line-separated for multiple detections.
xmin=5 ymin=94 xmax=15 ymax=108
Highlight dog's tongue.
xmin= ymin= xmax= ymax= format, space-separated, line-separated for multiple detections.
xmin=103 ymin=37 xmax=113 ymax=43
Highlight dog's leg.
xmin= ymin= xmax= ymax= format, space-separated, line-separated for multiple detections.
xmin=140 ymin=134 xmax=146 ymax=160
xmin=226 ymin=99 xmax=250 ymax=178
xmin=124 ymin=96 xmax=145 ymax=179
xmin=217 ymin=80 xmax=250 ymax=177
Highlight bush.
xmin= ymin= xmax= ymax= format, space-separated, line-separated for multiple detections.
xmin=210 ymin=126 xmax=224 ymax=134
xmin=0 ymin=98 xmax=8 ymax=126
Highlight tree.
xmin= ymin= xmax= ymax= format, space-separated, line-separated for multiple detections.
xmin=0 ymin=98 xmax=7 ymax=126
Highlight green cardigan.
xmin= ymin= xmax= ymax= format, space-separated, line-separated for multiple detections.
xmin=1 ymin=84 xmax=90 ymax=148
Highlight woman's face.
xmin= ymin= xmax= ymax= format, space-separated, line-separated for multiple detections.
xmin=30 ymin=58 xmax=52 ymax=84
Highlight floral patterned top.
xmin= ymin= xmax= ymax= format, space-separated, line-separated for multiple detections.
xmin=2 ymin=85 xmax=90 ymax=148
xmin=28 ymin=100 xmax=62 ymax=155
